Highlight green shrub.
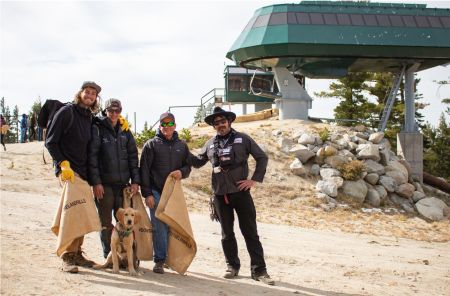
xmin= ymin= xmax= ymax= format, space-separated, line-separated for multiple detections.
xmin=318 ymin=127 xmax=330 ymax=142
xmin=135 ymin=128 xmax=156 ymax=148
xmin=179 ymin=128 xmax=192 ymax=142
xmin=338 ymin=160 xmax=366 ymax=181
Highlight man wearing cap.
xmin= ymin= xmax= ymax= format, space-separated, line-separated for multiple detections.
xmin=188 ymin=106 xmax=274 ymax=285
xmin=140 ymin=112 xmax=191 ymax=274
xmin=88 ymin=98 xmax=140 ymax=260
xmin=46 ymin=81 xmax=101 ymax=273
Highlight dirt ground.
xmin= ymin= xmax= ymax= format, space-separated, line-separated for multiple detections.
xmin=1 ymin=135 xmax=449 ymax=296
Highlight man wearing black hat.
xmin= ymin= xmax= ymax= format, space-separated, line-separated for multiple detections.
xmin=88 ymin=98 xmax=140 ymax=259
xmin=140 ymin=111 xmax=191 ymax=274
xmin=46 ymin=81 xmax=102 ymax=273
xmin=189 ymin=106 xmax=274 ymax=285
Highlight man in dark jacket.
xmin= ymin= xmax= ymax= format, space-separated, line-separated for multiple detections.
xmin=46 ymin=81 xmax=102 ymax=273
xmin=140 ymin=112 xmax=191 ymax=274
xmin=188 ymin=106 xmax=274 ymax=285
xmin=88 ymin=98 xmax=140 ymax=258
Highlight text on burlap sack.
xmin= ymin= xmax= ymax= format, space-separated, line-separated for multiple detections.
xmin=64 ymin=199 xmax=86 ymax=210
xmin=169 ymin=231 xmax=192 ymax=248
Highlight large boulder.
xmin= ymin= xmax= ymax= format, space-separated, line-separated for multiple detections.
xmin=369 ymin=132 xmax=384 ymax=144
xmin=356 ymin=143 xmax=380 ymax=162
xmin=364 ymin=173 xmax=379 ymax=185
xmin=415 ymin=197 xmax=450 ymax=221
xmin=412 ymin=191 xmax=426 ymax=203
xmin=395 ymin=183 xmax=415 ymax=198
xmin=366 ymin=189 xmax=381 ymax=207
xmin=364 ymin=159 xmax=385 ymax=175
xmin=374 ymin=185 xmax=388 ymax=204
xmin=379 ymin=175 xmax=397 ymax=192
xmin=385 ymin=160 xmax=409 ymax=180
xmin=298 ymin=133 xmax=316 ymax=145
xmin=342 ymin=179 xmax=368 ymax=204
xmin=325 ymin=155 xmax=349 ymax=169
xmin=320 ymin=168 xmax=341 ymax=179
xmin=290 ymin=158 xmax=306 ymax=176
xmin=379 ymin=148 xmax=390 ymax=166
xmin=385 ymin=170 xmax=408 ymax=185
xmin=316 ymin=180 xmax=339 ymax=197
xmin=289 ymin=144 xmax=316 ymax=163
xmin=390 ymin=193 xmax=415 ymax=213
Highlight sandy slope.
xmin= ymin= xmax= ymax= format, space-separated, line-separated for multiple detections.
xmin=1 ymin=141 xmax=450 ymax=296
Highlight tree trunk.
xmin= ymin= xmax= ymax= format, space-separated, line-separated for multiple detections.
xmin=423 ymin=172 xmax=450 ymax=194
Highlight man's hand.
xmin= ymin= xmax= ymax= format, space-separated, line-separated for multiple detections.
xmin=130 ymin=183 xmax=139 ymax=195
xmin=60 ymin=160 xmax=75 ymax=183
xmin=169 ymin=170 xmax=182 ymax=180
xmin=93 ymin=184 xmax=105 ymax=199
xmin=237 ymin=179 xmax=256 ymax=191
xmin=145 ymin=195 xmax=155 ymax=209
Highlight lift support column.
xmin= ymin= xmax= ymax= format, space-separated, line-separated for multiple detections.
xmin=397 ymin=63 xmax=423 ymax=183
xmin=273 ymin=67 xmax=312 ymax=120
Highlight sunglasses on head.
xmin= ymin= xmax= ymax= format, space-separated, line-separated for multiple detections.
xmin=212 ymin=118 xmax=228 ymax=126
xmin=106 ymin=108 xmax=121 ymax=114
xmin=161 ymin=121 xmax=175 ymax=127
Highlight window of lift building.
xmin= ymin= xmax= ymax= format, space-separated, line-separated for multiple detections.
xmin=228 ymin=76 xmax=248 ymax=92
xmin=253 ymin=12 xmax=450 ymax=29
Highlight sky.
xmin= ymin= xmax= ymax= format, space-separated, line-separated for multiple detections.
xmin=1 ymin=0 xmax=449 ymax=132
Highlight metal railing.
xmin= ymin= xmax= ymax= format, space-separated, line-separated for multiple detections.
xmin=148 ymin=88 xmax=225 ymax=131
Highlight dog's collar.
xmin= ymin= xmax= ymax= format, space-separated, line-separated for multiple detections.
xmin=114 ymin=224 xmax=133 ymax=240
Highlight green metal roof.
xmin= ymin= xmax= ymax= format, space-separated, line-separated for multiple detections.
xmin=227 ymin=1 xmax=450 ymax=78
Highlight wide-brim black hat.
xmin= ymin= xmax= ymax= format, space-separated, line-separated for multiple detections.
xmin=204 ymin=107 xmax=236 ymax=126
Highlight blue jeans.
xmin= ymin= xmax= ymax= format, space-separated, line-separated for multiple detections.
xmin=20 ymin=128 xmax=27 ymax=143
xmin=149 ymin=190 xmax=168 ymax=263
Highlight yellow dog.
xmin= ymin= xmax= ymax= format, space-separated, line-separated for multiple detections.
xmin=95 ymin=207 xmax=140 ymax=276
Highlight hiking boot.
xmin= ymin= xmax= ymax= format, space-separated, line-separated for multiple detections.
xmin=61 ymin=253 xmax=78 ymax=273
xmin=153 ymin=262 xmax=165 ymax=274
xmin=223 ymin=266 xmax=239 ymax=279
xmin=252 ymin=271 xmax=275 ymax=285
xmin=73 ymin=250 xmax=95 ymax=268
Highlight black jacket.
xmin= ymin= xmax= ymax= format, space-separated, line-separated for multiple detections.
xmin=45 ymin=104 xmax=92 ymax=180
xmin=88 ymin=116 xmax=140 ymax=186
xmin=189 ymin=129 xmax=268 ymax=195
xmin=140 ymin=130 xmax=191 ymax=197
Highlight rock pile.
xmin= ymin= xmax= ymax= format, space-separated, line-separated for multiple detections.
xmin=274 ymin=125 xmax=450 ymax=221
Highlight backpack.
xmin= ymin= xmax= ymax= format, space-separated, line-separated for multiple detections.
xmin=38 ymin=100 xmax=74 ymax=134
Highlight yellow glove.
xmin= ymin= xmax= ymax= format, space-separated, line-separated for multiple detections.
xmin=60 ymin=160 xmax=75 ymax=183
xmin=118 ymin=115 xmax=129 ymax=132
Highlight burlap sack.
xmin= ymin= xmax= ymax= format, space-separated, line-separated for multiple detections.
xmin=51 ymin=175 xmax=101 ymax=256
xmin=123 ymin=187 xmax=153 ymax=261
xmin=1 ymin=125 xmax=9 ymax=135
xmin=156 ymin=176 xmax=197 ymax=275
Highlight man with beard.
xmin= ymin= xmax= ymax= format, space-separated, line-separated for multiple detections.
xmin=188 ymin=106 xmax=274 ymax=285
xmin=46 ymin=81 xmax=102 ymax=273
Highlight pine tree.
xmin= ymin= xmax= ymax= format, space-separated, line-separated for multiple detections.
xmin=364 ymin=73 xmax=426 ymax=145
xmin=423 ymin=113 xmax=450 ymax=181
xmin=315 ymin=72 xmax=374 ymax=127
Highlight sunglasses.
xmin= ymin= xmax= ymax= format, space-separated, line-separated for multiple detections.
xmin=212 ymin=118 xmax=227 ymax=126
xmin=161 ymin=121 xmax=175 ymax=127
xmin=106 ymin=108 xmax=121 ymax=114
